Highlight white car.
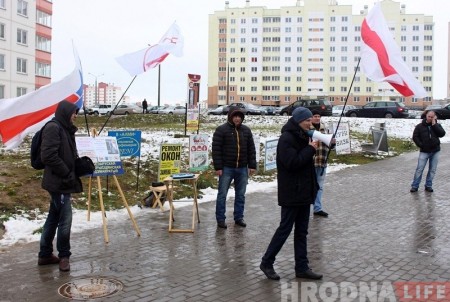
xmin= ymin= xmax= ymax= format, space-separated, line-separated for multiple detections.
xmin=159 ymin=106 xmax=186 ymax=115
xmin=332 ymin=105 xmax=357 ymax=117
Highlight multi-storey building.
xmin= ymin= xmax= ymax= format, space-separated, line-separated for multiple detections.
xmin=0 ymin=0 xmax=52 ymax=99
xmin=208 ymin=0 xmax=434 ymax=109
xmin=83 ymin=82 xmax=123 ymax=108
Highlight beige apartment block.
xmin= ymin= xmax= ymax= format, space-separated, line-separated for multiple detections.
xmin=208 ymin=0 xmax=434 ymax=109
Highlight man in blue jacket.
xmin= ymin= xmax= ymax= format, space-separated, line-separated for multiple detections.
xmin=260 ymin=107 xmax=322 ymax=280
xmin=212 ymin=106 xmax=256 ymax=229
xmin=410 ymin=110 xmax=446 ymax=193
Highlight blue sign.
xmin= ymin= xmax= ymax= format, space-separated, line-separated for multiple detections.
xmin=108 ymin=130 xmax=141 ymax=158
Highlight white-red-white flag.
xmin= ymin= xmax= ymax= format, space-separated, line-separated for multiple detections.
xmin=360 ymin=3 xmax=427 ymax=98
xmin=0 ymin=50 xmax=83 ymax=150
xmin=116 ymin=22 xmax=184 ymax=76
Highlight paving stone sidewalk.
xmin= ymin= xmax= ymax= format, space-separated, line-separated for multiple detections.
xmin=0 ymin=145 xmax=449 ymax=301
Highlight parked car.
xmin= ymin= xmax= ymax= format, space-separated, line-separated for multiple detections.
xmin=425 ymin=104 xmax=443 ymax=110
xmin=208 ymin=106 xmax=228 ymax=115
xmin=345 ymin=101 xmax=409 ymax=118
xmin=332 ymin=105 xmax=357 ymax=117
xmin=111 ymin=104 xmax=141 ymax=115
xmin=431 ymin=103 xmax=450 ymax=120
xmin=148 ymin=105 xmax=165 ymax=114
xmin=260 ymin=106 xmax=277 ymax=115
xmin=222 ymin=102 xmax=266 ymax=115
xmin=91 ymin=104 xmax=112 ymax=116
xmin=77 ymin=107 xmax=93 ymax=115
xmin=279 ymin=99 xmax=332 ymax=116
xmin=159 ymin=106 xmax=186 ymax=115
xmin=274 ymin=105 xmax=287 ymax=115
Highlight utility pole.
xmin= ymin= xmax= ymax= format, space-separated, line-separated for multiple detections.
xmin=89 ymin=72 xmax=104 ymax=106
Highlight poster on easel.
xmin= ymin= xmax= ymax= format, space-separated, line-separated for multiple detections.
xmin=158 ymin=144 xmax=182 ymax=181
xmin=75 ymin=136 xmax=124 ymax=176
xmin=189 ymin=134 xmax=209 ymax=172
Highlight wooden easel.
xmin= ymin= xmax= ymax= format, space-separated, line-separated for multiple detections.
xmin=86 ymin=129 xmax=141 ymax=243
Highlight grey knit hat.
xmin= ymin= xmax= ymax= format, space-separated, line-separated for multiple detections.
xmin=292 ymin=107 xmax=313 ymax=123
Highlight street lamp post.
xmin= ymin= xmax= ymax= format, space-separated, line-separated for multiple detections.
xmin=88 ymin=72 xmax=104 ymax=106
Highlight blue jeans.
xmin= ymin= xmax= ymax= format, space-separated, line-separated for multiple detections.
xmin=39 ymin=193 xmax=72 ymax=258
xmin=411 ymin=151 xmax=439 ymax=189
xmin=262 ymin=205 xmax=311 ymax=273
xmin=215 ymin=166 xmax=248 ymax=222
xmin=314 ymin=167 xmax=326 ymax=212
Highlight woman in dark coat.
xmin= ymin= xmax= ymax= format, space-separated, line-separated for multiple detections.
xmin=260 ymin=107 xmax=322 ymax=280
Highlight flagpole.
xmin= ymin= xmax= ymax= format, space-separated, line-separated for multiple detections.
xmin=321 ymin=57 xmax=361 ymax=176
xmin=157 ymin=65 xmax=161 ymax=107
xmin=98 ymin=75 xmax=137 ymax=136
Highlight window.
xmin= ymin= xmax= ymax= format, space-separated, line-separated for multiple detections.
xmin=37 ymin=10 xmax=52 ymax=27
xmin=17 ymin=58 xmax=27 ymax=73
xmin=0 ymin=23 xmax=4 ymax=39
xmin=17 ymin=0 xmax=28 ymax=16
xmin=0 ymin=54 xmax=5 ymax=70
xmin=17 ymin=87 xmax=27 ymax=97
xmin=36 ymin=62 xmax=51 ymax=77
xmin=0 ymin=85 xmax=4 ymax=99
xmin=36 ymin=35 xmax=51 ymax=52
xmin=17 ymin=29 xmax=28 ymax=45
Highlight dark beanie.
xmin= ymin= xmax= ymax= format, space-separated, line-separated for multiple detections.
xmin=292 ymin=107 xmax=312 ymax=123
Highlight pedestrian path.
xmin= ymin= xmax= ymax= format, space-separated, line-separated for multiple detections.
xmin=0 ymin=145 xmax=449 ymax=301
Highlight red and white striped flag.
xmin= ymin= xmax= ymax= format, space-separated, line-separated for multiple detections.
xmin=116 ymin=22 xmax=184 ymax=76
xmin=361 ymin=2 xmax=427 ymax=98
xmin=0 ymin=52 xmax=83 ymax=150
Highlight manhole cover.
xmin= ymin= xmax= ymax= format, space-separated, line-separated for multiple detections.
xmin=58 ymin=277 xmax=123 ymax=300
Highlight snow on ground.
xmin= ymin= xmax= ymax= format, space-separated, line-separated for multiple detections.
xmin=1 ymin=116 xmax=449 ymax=247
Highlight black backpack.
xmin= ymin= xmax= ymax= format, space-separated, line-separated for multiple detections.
xmin=30 ymin=120 xmax=59 ymax=170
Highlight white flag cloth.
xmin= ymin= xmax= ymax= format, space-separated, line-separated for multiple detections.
xmin=360 ymin=3 xmax=427 ymax=98
xmin=0 ymin=51 xmax=83 ymax=150
xmin=116 ymin=22 xmax=184 ymax=76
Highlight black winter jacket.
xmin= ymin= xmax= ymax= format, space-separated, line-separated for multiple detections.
xmin=212 ymin=107 xmax=257 ymax=170
xmin=412 ymin=119 xmax=446 ymax=153
xmin=277 ymin=118 xmax=318 ymax=207
xmin=41 ymin=100 xmax=83 ymax=193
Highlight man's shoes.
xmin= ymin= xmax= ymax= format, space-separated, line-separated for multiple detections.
xmin=296 ymin=269 xmax=323 ymax=280
xmin=425 ymin=187 xmax=434 ymax=192
xmin=313 ymin=210 xmax=328 ymax=217
xmin=410 ymin=187 xmax=418 ymax=192
xmin=260 ymin=263 xmax=280 ymax=280
xmin=235 ymin=219 xmax=247 ymax=227
xmin=59 ymin=257 xmax=70 ymax=272
xmin=38 ymin=254 xmax=60 ymax=265
xmin=217 ymin=221 xmax=227 ymax=229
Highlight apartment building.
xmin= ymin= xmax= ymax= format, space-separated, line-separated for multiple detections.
xmin=0 ymin=0 xmax=52 ymax=99
xmin=208 ymin=0 xmax=434 ymax=109
xmin=83 ymin=82 xmax=123 ymax=108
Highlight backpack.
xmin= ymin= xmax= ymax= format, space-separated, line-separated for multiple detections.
xmin=30 ymin=120 xmax=59 ymax=170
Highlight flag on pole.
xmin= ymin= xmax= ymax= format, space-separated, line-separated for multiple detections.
xmin=0 ymin=50 xmax=83 ymax=150
xmin=115 ymin=22 xmax=184 ymax=76
xmin=360 ymin=2 xmax=427 ymax=98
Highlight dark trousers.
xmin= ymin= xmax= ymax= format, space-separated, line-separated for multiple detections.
xmin=262 ymin=205 xmax=311 ymax=273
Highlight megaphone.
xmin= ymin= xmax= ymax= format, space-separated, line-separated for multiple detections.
xmin=307 ymin=130 xmax=334 ymax=147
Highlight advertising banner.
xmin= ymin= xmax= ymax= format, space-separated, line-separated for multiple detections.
xmin=264 ymin=138 xmax=278 ymax=172
xmin=158 ymin=144 xmax=182 ymax=181
xmin=332 ymin=122 xmax=351 ymax=155
xmin=108 ymin=130 xmax=141 ymax=158
xmin=189 ymin=134 xmax=209 ymax=172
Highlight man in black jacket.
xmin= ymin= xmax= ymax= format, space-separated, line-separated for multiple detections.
xmin=37 ymin=100 xmax=83 ymax=272
xmin=260 ymin=107 xmax=322 ymax=280
xmin=212 ymin=106 xmax=256 ymax=229
xmin=410 ymin=110 xmax=446 ymax=193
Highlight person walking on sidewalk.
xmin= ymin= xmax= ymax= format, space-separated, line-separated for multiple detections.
xmin=212 ymin=106 xmax=256 ymax=229
xmin=410 ymin=110 xmax=446 ymax=193
xmin=38 ymin=100 xmax=83 ymax=272
xmin=311 ymin=110 xmax=335 ymax=217
xmin=260 ymin=107 xmax=322 ymax=280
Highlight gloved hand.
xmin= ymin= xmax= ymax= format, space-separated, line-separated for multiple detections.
xmin=61 ymin=171 xmax=76 ymax=189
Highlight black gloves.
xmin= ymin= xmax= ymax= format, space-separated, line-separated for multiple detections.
xmin=61 ymin=171 xmax=77 ymax=189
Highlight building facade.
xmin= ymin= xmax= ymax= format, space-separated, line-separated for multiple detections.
xmin=208 ymin=0 xmax=434 ymax=109
xmin=0 ymin=0 xmax=52 ymax=99
xmin=83 ymin=82 xmax=123 ymax=108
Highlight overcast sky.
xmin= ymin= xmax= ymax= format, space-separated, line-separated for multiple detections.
xmin=51 ymin=0 xmax=449 ymax=105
